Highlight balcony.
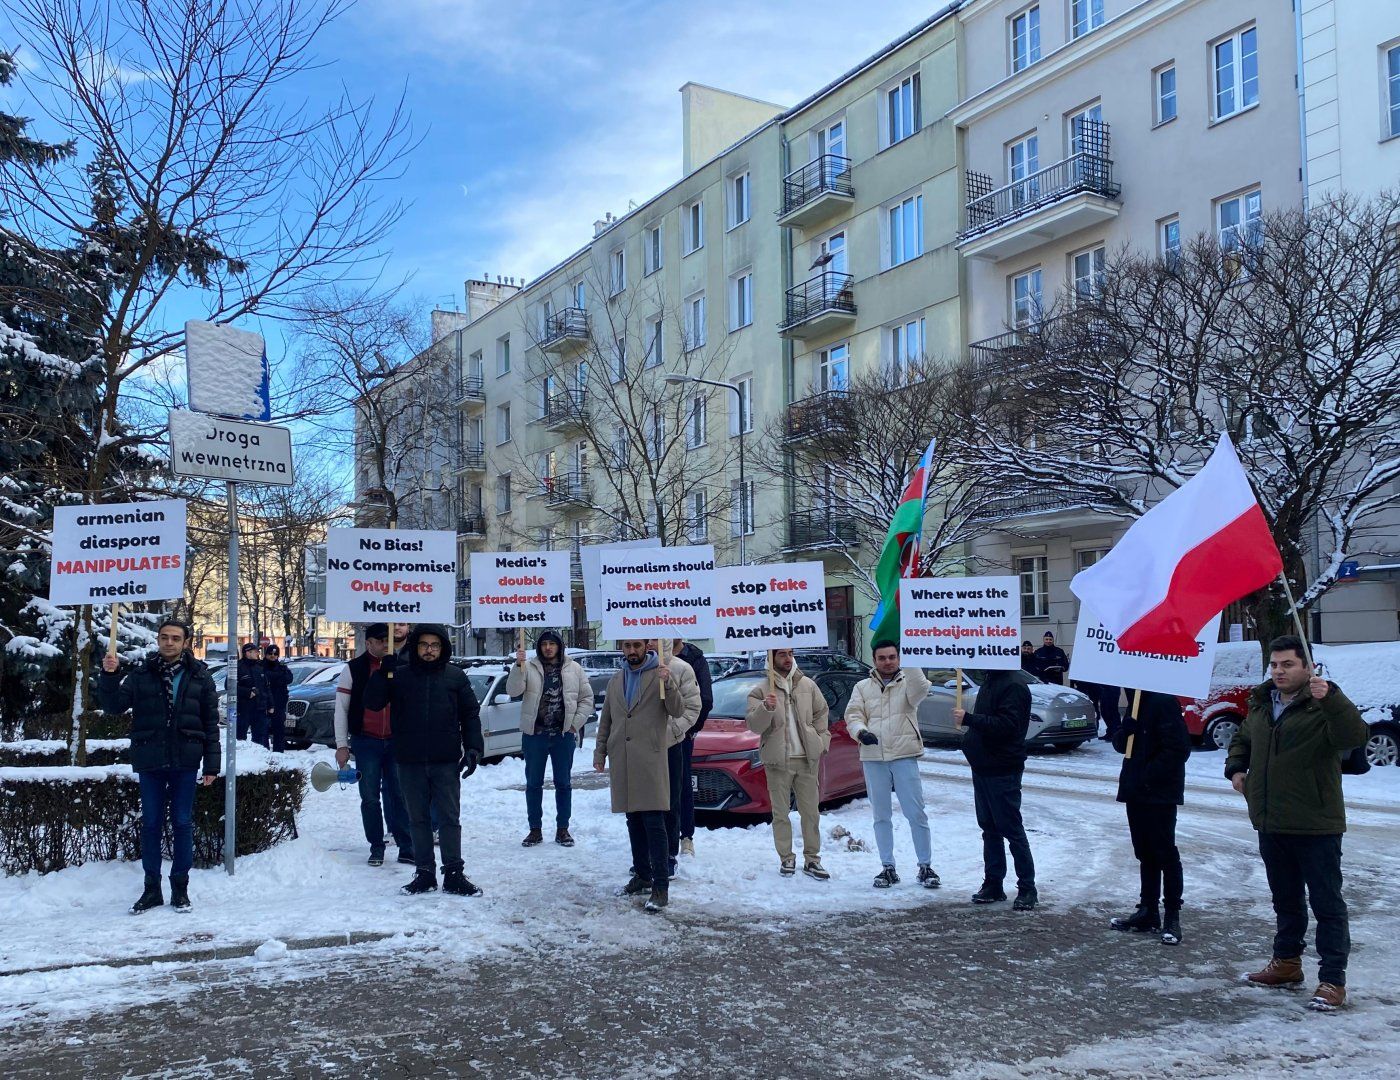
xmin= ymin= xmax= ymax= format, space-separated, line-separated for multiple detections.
xmin=455 ymin=441 xmax=485 ymax=473
xmin=968 ymin=327 xmax=1039 ymax=379
xmin=780 ymin=271 xmax=855 ymax=339
xmin=969 ymin=314 xmax=1123 ymax=379
xmin=968 ymin=486 xmax=1133 ymax=534
xmin=784 ymin=390 xmax=849 ymax=441
xmin=454 ymin=374 xmax=485 ymax=408
xmin=456 ymin=512 xmax=486 ymax=538
xmin=545 ymin=470 xmax=590 ymax=509
xmin=540 ymin=307 xmax=590 ymax=353
xmin=545 ymin=388 xmax=588 ymax=432
xmin=785 ymin=508 xmax=861 ymax=552
xmin=777 ymin=154 xmax=853 ymax=229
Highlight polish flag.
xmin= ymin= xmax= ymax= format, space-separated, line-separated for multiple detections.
xmin=1069 ymin=433 xmax=1283 ymax=656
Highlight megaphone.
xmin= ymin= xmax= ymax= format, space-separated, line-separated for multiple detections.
xmin=310 ymin=760 xmax=359 ymax=792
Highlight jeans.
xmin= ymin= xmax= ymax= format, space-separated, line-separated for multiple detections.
xmin=1126 ymin=802 xmax=1182 ymax=908
xmin=268 ymin=705 xmax=287 ymax=753
xmin=398 ymin=762 xmax=462 ymax=876
xmin=1259 ymin=832 xmax=1351 ymax=985
xmin=765 ymin=759 xmax=821 ymax=860
xmin=138 ymin=768 xmax=198 ymax=880
xmin=250 ymin=709 xmax=271 ymax=748
xmin=351 ymin=734 xmax=413 ymax=857
xmin=862 ymin=757 xmax=932 ymax=867
xmin=626 ymin=810 xmax=670 ymax=887
xmin=972 ymin=770 xmax=1036 ymax=890
xmin=676 ymin=737 xmax=696 ymax=840
xmin=523 ymin=730 xmax=575 ymax=831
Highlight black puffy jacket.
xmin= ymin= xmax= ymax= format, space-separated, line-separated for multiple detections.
xmin=1113 ymin=690 xmax=1190 ymax=805
xmin=363 ymin=624 xmax=483 ymax=765
xmin=264 ymin=659 xmax=292 ymax=716
xmin=98 ymin=652 xmax=221 ymax=774
xmin=237 ymin=656 xmax=271 ymax=718
xmin=960 ymin=671 xmax=1031 ymax=776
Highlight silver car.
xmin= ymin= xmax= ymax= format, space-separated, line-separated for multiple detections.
xmin=917 ymin=667 xmax=1097 ymax=752
xmin=470 ymin=663 xmax=599 ymax=760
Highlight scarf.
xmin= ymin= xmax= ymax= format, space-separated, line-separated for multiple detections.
xmin=622 ymin=652 xmax=658 ymax=708
xmin=158 ymin=654 xmax=185 ymax=726
xmin=768 ymin=664 xmax=806 ymax=760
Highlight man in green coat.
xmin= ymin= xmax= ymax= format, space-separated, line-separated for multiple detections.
xmin=1225 ymin=634 xmax=1368 ymax=1012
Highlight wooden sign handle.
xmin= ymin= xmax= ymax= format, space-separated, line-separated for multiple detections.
xmin=954 ymin=667 xmax=964 ymax=713
xmin=658 ymin=638 xmax=668 ymax=700
xmin=107 ymin=603 xmax=120 ymax=659
xmin=1124 ymin=688 xmax=1141 ymax=759
xmin=766 ymin=650 xmax=774 ymax=698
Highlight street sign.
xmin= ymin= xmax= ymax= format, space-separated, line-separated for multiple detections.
xmin=304 ymin=544 xmax=327 ymax=617
xmin=168 ymin=409 xmax=294 ymax=486
xmin=185 ymin=320 xmax=271 ymax=420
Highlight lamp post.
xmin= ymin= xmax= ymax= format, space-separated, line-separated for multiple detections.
xmin=664 ymin=373 xmax=747 ymax=565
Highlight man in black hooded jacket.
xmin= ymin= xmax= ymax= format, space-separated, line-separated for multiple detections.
xmin=364 ymin=624 xmax=484 ymax=897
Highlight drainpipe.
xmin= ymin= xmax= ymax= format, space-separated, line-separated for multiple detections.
xmin=1293 ymin=0 xmax=1311 ymax=209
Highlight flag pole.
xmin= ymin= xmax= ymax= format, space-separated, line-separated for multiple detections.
xmin=1276 ymin=569 xmax=1315 ymax=670
xmin=954 ymin=668 xmax=963 ymax=713
xmin=1125 ymin=689 xmax=1141 ymax=758
xmin=658 ymin=637 xmax=668 ymax=700
xmin=106 ymin=603 xmax=120 ymax=660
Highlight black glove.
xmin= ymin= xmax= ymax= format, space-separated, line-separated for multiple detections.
xmin=858 ymin=730 xmax=879 ymax=746
xmin=379 ymin=654 xmax=401 ymax=674
xmin=460 ymin=749 xmax=480 ymax=778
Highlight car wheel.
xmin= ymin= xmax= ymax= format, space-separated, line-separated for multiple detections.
xmin=1365 ymin=727 xmax=1400 ymax=768
xmin=1205 ymin=716 xmax=1241 ymax=752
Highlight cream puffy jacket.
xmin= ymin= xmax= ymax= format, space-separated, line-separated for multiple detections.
xmin=845 ymin=667 xmax=931 ymax=762
xmin=505 ymin=657 xmax=594 ymax=735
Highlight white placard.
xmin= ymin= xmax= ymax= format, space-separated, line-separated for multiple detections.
xmin=168 ymin=409 xmax=293 ymax=486
xmin=324 ymin=527 xmax=457 ymax=623
xmin=469 ymin=550 xmax=572 ymax=629
xmin=597 ymin=545 xmax=717 ymax=641
xmin=49 ymin=499 xmax=187 ymax=606
xmin=581 ymin=538 xmax=658 ymax=622
xmin=711 ymin=562 xmax=828 ymax=650
xmin=1069 ymin=605 xmax=1223 ymax=699
xmin=185 ymin=320 xmax=270 ymax=420
xmin=898 ymin=575 xmax=1021 ymax=670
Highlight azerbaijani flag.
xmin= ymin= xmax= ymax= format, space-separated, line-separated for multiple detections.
xmin=869 ymin=437 xmax=937 ymax=646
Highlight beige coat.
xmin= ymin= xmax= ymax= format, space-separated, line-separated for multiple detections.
xmin=745 ymin=667 xmax=830 ymax=767
xmin=668 ymin=655 xmax=704 ymax=742
xmin=505 ymin=656 xmax=594 ymax=735
xmin=845 ymin=667 xmax=930 ymax=762
xmin=595 ymin=667 xmax=689 ymax=813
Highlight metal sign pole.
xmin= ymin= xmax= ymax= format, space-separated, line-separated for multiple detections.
xmin=224 ymin=479 xmax=239 ymax=875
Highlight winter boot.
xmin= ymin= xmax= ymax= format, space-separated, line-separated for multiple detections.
xmin=917 ymin=864 xmax=941 ymax=889
xmin=1161 ymin=907 xmax=1182 ymax=946
xmin=400 ymin=869 xmax=438 ymax=896
xmin=130 ymin=876 xmax=164 ymax=915
xmin=803 ymin=857 xmax=830 ymax=881
xmin=1013 ymin=886 xmax=1038 ymax=911
xmin=618 ymin=874 xmax=651 ymax=897
xmin=442 ymin=869 xmax=483 ymax=897
xmin=780 ymin=856 xmax=797 ymax=877
xmin=522 ymin=828 xmax=544 ymax=847
xmin=873 ymin=865 xmax=899 ymax=889
xmin=644 ymin=885 xmax=669 ymax=913
xmin=1308 ymin=983 xmax=1347 ymax=1012
xmin=367 ymin=851 xmax=385 ymax=867
xmin=680 ymin=837 xmax=694 ymax=857
xmin=555 ymin=828 xmax=575 ymax=847
xmin=169 ymin=875 xmax=191 ymax=913
xmin=971 ymin=882 xmax=1007 ymax=904
xmin=1243 ymin=956 xmax=1305 ymax=988
xmin=396 ymin=851 xmax=416 ymax=865
xmin=1111 ymin=903 xmax=1161 ymax=932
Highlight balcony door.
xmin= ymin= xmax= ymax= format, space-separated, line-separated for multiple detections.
xmin=819 ymin=342 xmax=849 ymax=394
xmin=1008 ymin=134 xmax=1039 ymax=207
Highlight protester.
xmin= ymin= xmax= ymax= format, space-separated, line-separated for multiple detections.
xmin=1226 ymin=635 xmax=1368 ymax=1012
xmin=671 ymin=637 xmax=713 ymax=859
xmin=99 ymin=619 xmax=220 ymax=914
xmin=235 ymin=641 xmax=270 ymax=743
xmin=1019 ymin=641 xmax=1039 ymax=676
xmin=845 ymin=641 xmax=938 ymax=890
xmin=952 ymin=668 xmax=1038 ymax=910
xmin=334 ymin=623 xmax=414 ymax=867
xmin=745 ymin=649 xmax=830 ymax=879
xmin=262 ymin=643 xmax=292 ymax=752
xmin=1096 ymin=683 xmax=1123 ymax=741
xmin=648 ymin=639 xmax=703 ymax=875
xmin=594 ymin=639 xmax=696 ymax=913
xmin=1033 ymin=632 xmax=1069 ymax=686
xmin=364 ymin=624 xmax=484 ymax=897
xmin=1109 ymin=690 xmax=1190 ymax=945
xmin=508 ymin=630 xmax=593 ymax=848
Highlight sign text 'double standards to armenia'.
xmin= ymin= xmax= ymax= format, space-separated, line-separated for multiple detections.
xmin=324 ymin=527 xmax=457 ymax=623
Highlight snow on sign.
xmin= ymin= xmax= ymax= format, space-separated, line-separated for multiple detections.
xmin=596 ymin=545 xmax=718 ymax=641
xmin=324 ymin=527 xmax=457 ymax=623
xmin=469 ymin=550 xmax=572 ymax=629
xmin=168 ymin=409 xmax=293 ymax=486
xmin=898 ymin=575 xmax=1021 ymax=670
xmin=1069 ymin=605 xmax=1222 ymax=700
xmin=711 ymin=562 xmax=828 ymax=649
xmin=49 ymin=499 xmax=187 ymax=606
xmin=185 ymin=320 xmax=271 ymax=421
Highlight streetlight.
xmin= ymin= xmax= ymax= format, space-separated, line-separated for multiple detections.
xmin=664 ymin=373 xmax=747 ymax=566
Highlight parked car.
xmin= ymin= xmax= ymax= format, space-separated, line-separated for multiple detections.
xmin=706 ymin=654 xmax=749 ymax=680
xmin=917 ymin=668 xmax=1097 ymax=752
xmin=689 ymin=669 xmax=867 ymax=816
xmin=743 ymin=650 xmax=871 ymax=676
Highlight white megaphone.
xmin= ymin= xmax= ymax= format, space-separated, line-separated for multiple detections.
xmin=310 ymin=760 xmax=359 ymax=793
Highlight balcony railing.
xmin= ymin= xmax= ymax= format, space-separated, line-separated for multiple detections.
xmin=967 ymin=484 xmax=1134 ymax=526
xmin=454 ymin=374 xmax=485 ymax=405
xmin=780 ymin=271 xmax=855 ymax=334
xmin=785 ymin=390 xmax=849 ymax=440
xmin=786 ymin=508 xmax=861 ymax=550
xmin=969 ymin=313 xmax=1123 ymax=377
xmin=961 ymin=149 xmax=1120 ymax=243
xmin=545 ymin=470 xmax=589 ymax=507
xmin=779 ymin=154 xmax=853 ymax=221
xmin=545 ymin=388 xmax=588 ymax=430
xmin=540 ymin=307 xmax=590 ymax=352
xmin=456 ymin=512 xmax=486 ymax=536
xmin=457 ymin=441 xmax=485 ymax=471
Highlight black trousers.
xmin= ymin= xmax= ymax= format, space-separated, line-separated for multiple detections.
xmin=1259 ymin=832 xmax=1350 ymax=986
xmin=626 ymin=810 xmax=669 ymax=887
xmin=972 ymin=771 xmax=1035 ymax=890
xmin=1125 ymin=802 xmax=1182 ymax=908
xmin=398 ymin=762 xmax=462 ymax=876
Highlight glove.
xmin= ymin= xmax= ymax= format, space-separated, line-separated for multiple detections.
xmin=857 ymin=731 xmax=879 ymax=746
xmin=460 ymin=749 xmax=480 ymax=778
xmin=379 ymin=654 xmax=401 ymax=674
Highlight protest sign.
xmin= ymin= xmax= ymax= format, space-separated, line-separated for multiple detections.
xmin=597 ymin=545 xmax=717 ymax=640
xmin=711 ymin=562 xmax=828 ymax=649
xmin=898 ymin=575 xmax=1021 ymax=670
xmin=1070 ymin=605 xmax=1222 ymax=700
xmin=50 ymin=499 xmax=188 ymax=607
xmin=324 ymin=527 xmax=456 ymax=623
xmin=581 ymin=537 xmax=658 ymax=622
xmin=469 ymin=550 xmax=571 ymax=629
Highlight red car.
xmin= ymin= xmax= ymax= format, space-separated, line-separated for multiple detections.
xmin=1180 ymin=683 xmax=1254 ymax=751
xmin=691 ymin=670 xmax=868 ymax=816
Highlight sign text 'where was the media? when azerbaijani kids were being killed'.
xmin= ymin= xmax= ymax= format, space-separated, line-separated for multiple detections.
xmin=899 ymin=576 xmax=1022 ymax=670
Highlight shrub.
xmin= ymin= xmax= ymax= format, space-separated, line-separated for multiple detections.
xmin=0 ymin=740 xmax=128 ymax=767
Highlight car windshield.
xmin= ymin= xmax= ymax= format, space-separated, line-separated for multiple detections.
xmin=710 ymin=673 xmax=767 ymax=718
xmin=287 ymin=662 xmax=331 ymax=684
xmin=303 ymin=663 xmax=346 ymax=685
xmin=925 ymin=667 xmax=1041 ymax=688
xmin=468 ymin=673 xmax=497 ymax=700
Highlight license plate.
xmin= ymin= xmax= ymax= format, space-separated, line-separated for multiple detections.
xmin=284 ymin=718 xmax=296 ymax=729
xmin=1063 ymin=718 xmax=1089 ymax=730
xmin=690 ymin=775 xmax=698 ymax=791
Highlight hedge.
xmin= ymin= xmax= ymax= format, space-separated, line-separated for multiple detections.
xmin=0 ymin=761 xmax=305 ymax=875
xmin=0 ymin=740 xmax=129 ymax=767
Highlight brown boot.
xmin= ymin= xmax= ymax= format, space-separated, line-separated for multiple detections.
xmin=1243 ymin=956 xmax=1304 ymax=988
xmin=1308 ymin=982 xmax=1346 ymax=1012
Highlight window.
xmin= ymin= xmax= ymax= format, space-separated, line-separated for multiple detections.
xmin=612 ymin=337 xmax=626 ymax=383
xmin=609 ymin=247 xmax=626 ymax=295
xmin=1067 ymin=103 xmax=1102 ymax=156
xmin=610 ymin=427 xmax=630 ymax=468
xmin=888 ymin=317 xmax=926 ymax=384
xmin=496 ymin=335 xmax=510 ymax=376
xmin=536 ymin=527 xmax=554 ymax=551
xmin=468 ymin=349 xmax=483 ymax=382
xmin=644 ymin=224 xmax=663 ymax=276
xmin=731 ymin=479 xmax=755 ymax=537
xmin=1159 ymin=216 xmax=1181 ymax=266
xmin=1011 ymin=268 xmax=1042 ymax=329
xmin=538 ymin=374 xmax=556 ymax=418
xmin=687 ymin=491 xmax=708 ymax=542
xmin=730 ymin=375 xmax=753 ymax=436
xmin=1008 ymin=134 xmax=1039 ymax=204
xmin=1070 ymin=0 xmax=1103 ymax=40
xmin=645 ymin=408 xmax=666 ymax=459
xmin=1155 ymin=64 xmax=1177 ymax=124
xmin=1071 ymin=245 xmax=1106 ymax=305
xmin=536 ymin=450 xmax=555 ymax=492
xmin=538 ymin=298 xmax=553 ymax=339
xmin=684 ymin=293 xmax=706 ymax=351
xmin=885 ymin=194 xmax=924 ymax=268
xmin=1388 ymin=45 xmax=1400 ymax=138
xmin=572 ymin=281 xmax=586 ymax=310
xmin=1212 ymin=25 xmax=1259 ymax=120
xmin=1010 ymin=6 xmax=1041 ymax=73
xmin=683 ymin=200 xmax=704 ymax=255
xmin=819 ymin=343 xmax=850 ymax=393
xmin=728 ymin=173 xmax=750 ymax=228
xmin=1018 ymin=555 xmax=1049 ymax=618
xmin=1216 ymin=188 xmax=1262 ymax=253
xmin=814 ymin=118 xmax=846 ymax=161
xmin=884 ymin=72 xmax=921 ymax=147
xmin=730 ymin=271 xmax=753 ymax=330
xmin=645 ymin=316 xmax=663 ymax=369
xmin=686 ymin=394 xmax=707 ymax=449
xmin=1075 ymin=547 xmax=1109 ymax=573
xmin=496 ymin=474 xmax=512 ymax=514
xmin=495 ymin=402 xmax=511 ymax=444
